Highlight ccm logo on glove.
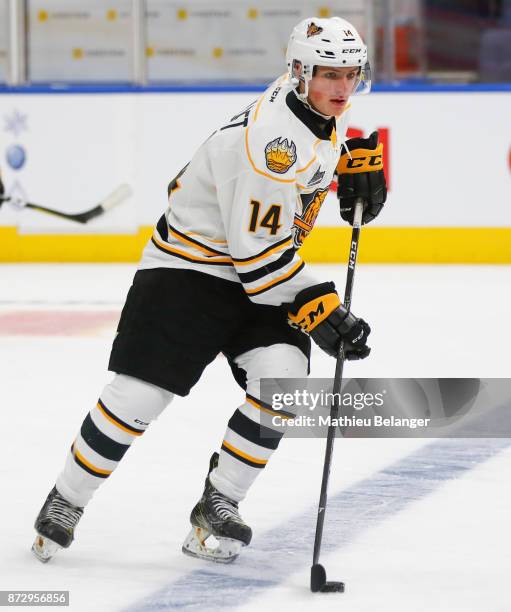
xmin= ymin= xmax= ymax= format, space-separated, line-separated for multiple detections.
xmin=338 ymin=145 xmax=384 ymax=174
xmin=288 ymin=291 xmax=340 ymax=333
xmin=288 ymin=282 xmax=371 ymax=360
xmin=337 ymin=130 xmax=387 ymax=226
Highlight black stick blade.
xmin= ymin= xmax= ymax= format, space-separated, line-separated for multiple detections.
xmin=321 ymin=581 xmax=345 ymax=593
xmin=311 ymin=564 xmax=345 ymax=593
xmin=311 ymin=564 xmax=326 ymax=592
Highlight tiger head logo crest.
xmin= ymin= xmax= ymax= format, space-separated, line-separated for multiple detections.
xmin=265 ymin=138 xmax=297 ymax=174
xmin=293 ymin=188 xmax=329 ymax=247
xmin=307 ymin=22 xmax=323 ymax=38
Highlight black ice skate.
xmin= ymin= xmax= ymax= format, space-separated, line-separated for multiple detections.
xmin=182 ymin=452 xmax=252 ymax=563
xmin=32 ymin=486 xmax=83 ymax=563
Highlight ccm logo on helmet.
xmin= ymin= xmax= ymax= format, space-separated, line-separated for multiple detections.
xmin=342 ymin=48 xmax=362 ymax=53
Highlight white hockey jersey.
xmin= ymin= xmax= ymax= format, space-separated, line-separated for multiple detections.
xmin=139 ymin=74 xmax=350 ymax=306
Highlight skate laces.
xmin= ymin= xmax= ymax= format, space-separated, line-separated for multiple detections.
xmin=210 ymin=490 xmax=242 ymax=523
xmin=45 ymin=492 xmax=83 ymax=530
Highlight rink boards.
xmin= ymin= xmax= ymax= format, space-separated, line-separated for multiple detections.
xmin=0 ymin=87 xmax=510 ymax=262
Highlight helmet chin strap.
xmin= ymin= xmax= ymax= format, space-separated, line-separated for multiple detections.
xmin=290 ymin=76 xmax=307 ymax=100
xmin=305 ymin=99 xmax=333 ymax=120
xmin=291 ymin=83 xmax=333 ymax=120
xmin=290 ymin=81 xmax=349 ymax=155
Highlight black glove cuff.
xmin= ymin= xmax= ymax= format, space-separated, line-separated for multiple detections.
xmin=288 ymin=282 xmax=337 ymax=316
xmin=342 ymin=130 xmax=379 ymax=154
xmin=326 ymin=307 xmax=354 ymax=334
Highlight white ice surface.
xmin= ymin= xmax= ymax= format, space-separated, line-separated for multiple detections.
xmin=0 ymin=264 xmax=510 ymax=612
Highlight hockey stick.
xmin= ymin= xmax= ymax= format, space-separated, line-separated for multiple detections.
xmin=0 ymin=183 xmax=132 ymax=224
xmin=310 ymin=198 xmax=364 ymax=593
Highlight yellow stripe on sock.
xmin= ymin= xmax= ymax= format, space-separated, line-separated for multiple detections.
xmin=96 ymin=402 xmax=144 ymax=436
xmin=222 ymin=440 xmax=268 ymax=465
xmin=246 ymin=396 xmax=293 ymax=420
xmin=73 ymin=446 xmax=112 ymax=476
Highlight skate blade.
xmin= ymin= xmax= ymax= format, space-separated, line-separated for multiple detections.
xmin=31 ymin=535 xmax=61 ymax=563
xmin=181 ymin=526 xmax=244 ymax=564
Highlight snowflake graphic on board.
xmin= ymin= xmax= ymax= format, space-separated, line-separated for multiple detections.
xmin=4 ymin=110 xmax=28 ymax=137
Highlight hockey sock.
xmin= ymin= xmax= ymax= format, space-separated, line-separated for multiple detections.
xmin=56 ymin=374 xmax=173 ymax=507
xmin=210 ymin=394 xmax=293 ymax=502
xmin=210 ymin=344 xmax=308 ymax=502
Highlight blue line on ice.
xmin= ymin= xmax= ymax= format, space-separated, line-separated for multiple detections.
xmin=127 ymin=436 xmax=510 ymax=611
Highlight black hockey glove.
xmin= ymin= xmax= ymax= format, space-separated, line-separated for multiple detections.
xmin=288 ymin=282 xmax=371 ymax=360
xmin=337 ymin=130 xmax=387 ymax=225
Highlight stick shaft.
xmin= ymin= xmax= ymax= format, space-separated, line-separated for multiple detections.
xmin=99 ymin=184 xmax=133 ymax=212
xmin=0 ymin=184 xmax=132 ymax=224
xmin=312 ymin=198 xmax=364 ymax=566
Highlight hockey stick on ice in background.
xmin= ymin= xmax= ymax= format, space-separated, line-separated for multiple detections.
xmin=310 ymin=197 xmax=364 ymax=594
xmin=0 ymin=183 xmax=133 ymax=224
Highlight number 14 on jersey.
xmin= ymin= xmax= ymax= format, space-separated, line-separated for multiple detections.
xmin=248 ymin=200 xmax=282 ymax=236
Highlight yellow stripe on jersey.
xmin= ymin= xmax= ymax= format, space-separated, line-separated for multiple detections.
xmin=254 ymin=73 xmax=288 ymax=122
xmin=167 ymin=225 xmax=228 ymax=257
xmin=221 ymin=440 xmax=268 ymax=465
xmin=253 ymin=91 xmax=265 ymax=121
xmin=296 ymin=139 xmax=321 ymax=174
xmin=152 ymin=234 xmax=233 ymax=265
xmin=185 ymin=231 xmax=227 ymax=245
xmin=232 ymin=237 xmax=293 ymax=266
xmin=244 ymin=259 xmax=303 ymax=295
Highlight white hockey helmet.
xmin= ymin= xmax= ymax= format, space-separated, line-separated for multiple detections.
xmin=286 ymin=17 xmax=371 ymax=101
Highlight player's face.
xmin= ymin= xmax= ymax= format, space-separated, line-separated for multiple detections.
xmin=306 ymin=66 xmax=359 ymax=117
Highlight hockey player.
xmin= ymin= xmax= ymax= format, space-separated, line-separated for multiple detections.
xmin=32 ymin=17 xmax=386 ymax=564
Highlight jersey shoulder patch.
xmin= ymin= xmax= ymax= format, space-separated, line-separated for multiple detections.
xmin=264 ymin=137 xmax=297 ymax=174
xmin=245 ymin=113 xmax=298 ymax=183
xmin=245 ymin=80 xmax=325 ymax=183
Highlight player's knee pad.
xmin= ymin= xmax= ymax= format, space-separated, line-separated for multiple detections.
xmin=235 ymin=343 xmax=308 ymax=399
xmin=100 ymin=373 xmax=174 ymax=428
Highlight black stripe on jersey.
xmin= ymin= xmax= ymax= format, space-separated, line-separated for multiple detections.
xmin=228 ymin=409 xmax=283 ymax=450
xmin=246 ymin=393 xmax=295 ymax=419
xmin=70 ymin=444 xmax=110 ymax=479
xmin=151 ymin=237 xmax=234 ymax=267
xmin=80 ymin=414 xmax=130 ymax=462
xmin=157 ymin=215 xmax=229 ymax=259
xmin=237 ymin=247 xmax=296 ymax=284
xmin=221 ymin=443 xmax=266 ymax=469
xmin=98 ymin=399 xmax=145 ymax=435
xmin=247 ymin=261 xmax=305 ymax=296
xmin=167 ymin=222 xmax=227 ymax=256
xmin=231 ymin=235 xmax=292 ymax=263
xmin=156 ymin=214 xmax=169 ymax=240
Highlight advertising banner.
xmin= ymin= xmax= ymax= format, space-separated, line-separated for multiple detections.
xmin=146 ymin=0 xmax=368 ymax=82
xmin=0 ymin=0 xmax=8 ymax=83
xmin=28 ymin=0 xmax=133 ymax=82
xmin=25 ymin=0 xmax=368 ymax=83
xmin=0 ymin=89 xmax=510 ymax=261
